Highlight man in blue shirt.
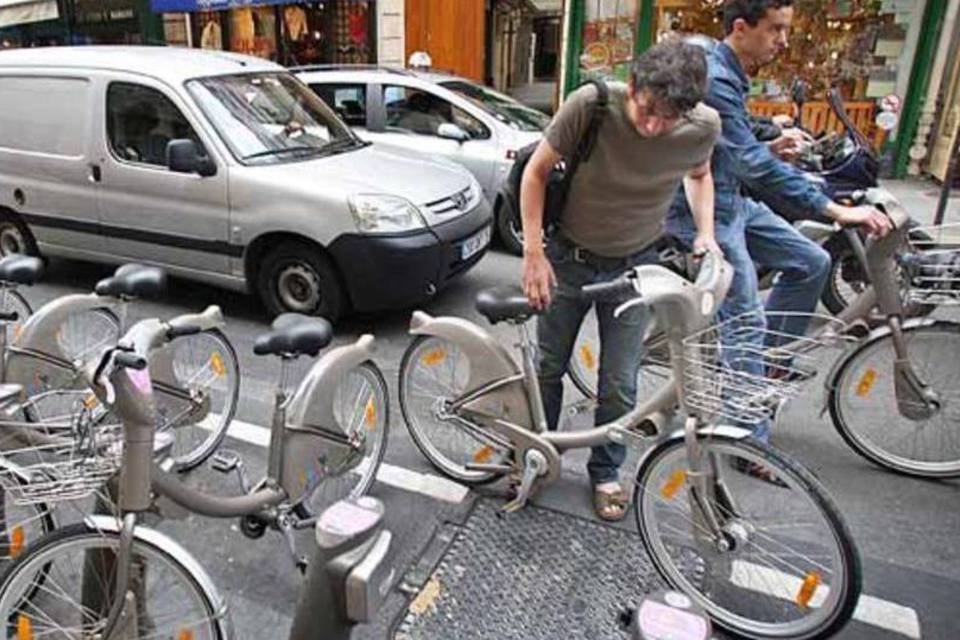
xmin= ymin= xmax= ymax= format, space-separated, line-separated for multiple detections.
xmin=668 ymin=0 xmax=890 ymax=452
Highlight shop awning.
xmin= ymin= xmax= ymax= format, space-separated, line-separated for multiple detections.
xmin=150 ymin=0 xmax=303 ymax=12
xmin=0 ymin=0 xmax=58 ymax=28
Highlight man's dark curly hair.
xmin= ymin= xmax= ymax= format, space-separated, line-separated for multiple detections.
xmin=629 ymin=40 xmax=707 ymax=116
xmin=723 ymin=0 xmax=794 ymax=35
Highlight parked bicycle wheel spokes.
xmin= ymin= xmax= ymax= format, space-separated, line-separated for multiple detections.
xmin=636 ymin=438 xmax=859 ymax=639
xmin=0 ymin=527 xmax=224 ymax=639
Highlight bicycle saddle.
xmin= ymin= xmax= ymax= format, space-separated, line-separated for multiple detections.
xmin=475 ymin=286 xmax=538 ymax=324
xmin=253 ymin=313 xmax=333 ymax=357
xmin=95 ymin=264 xmax=167 ymax=299
xmin=0 ymin=383 xmax=22 ymax=409
xmin=0 ymin=254 xmax=43 ymax=286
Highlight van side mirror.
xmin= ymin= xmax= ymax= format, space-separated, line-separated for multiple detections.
xmin=167 ymin=139 xmax=217 ymax=177
xmin=437 ymin=123 xmax=470 ymax=143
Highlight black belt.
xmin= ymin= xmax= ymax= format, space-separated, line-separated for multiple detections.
xmin=554 ymin=234 xmax=651 ymax=272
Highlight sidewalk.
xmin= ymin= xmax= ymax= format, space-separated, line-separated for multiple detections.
xmin=880 ymin=177 xmax=959 ymax=226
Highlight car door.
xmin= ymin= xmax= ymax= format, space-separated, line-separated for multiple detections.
xmin=93 ymin=76 xmax=230 ymax=274
xmin=364 ymin=83 xmax=496 ymax=195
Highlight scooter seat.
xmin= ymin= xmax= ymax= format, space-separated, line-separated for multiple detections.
xmin=0 ymin=254 xmax=43 ymax=286
xmin=95 ymin=264 xmax=167 ymax=299
xmin=475 ymin=286 xmax=538 ymax=324
xmin=253 ymin=313 xmax=333 ymax=358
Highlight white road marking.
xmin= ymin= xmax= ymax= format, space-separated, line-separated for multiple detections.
xmin=215 ymin=418 xmax=469 ymax=504
xmin=731 ymin=560 xmax=922 ymax=638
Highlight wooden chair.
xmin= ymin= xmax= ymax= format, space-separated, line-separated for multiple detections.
xmin=748 ymin=100 xmax=887 ymax=150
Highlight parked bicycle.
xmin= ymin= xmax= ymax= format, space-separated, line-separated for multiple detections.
xmin=0 ymin=312 xmax=389 ymax=638
xmin=567 ymin=189 xmax=960 ymax=479
xmin=399 ymin=251 xmax=861 ymax=639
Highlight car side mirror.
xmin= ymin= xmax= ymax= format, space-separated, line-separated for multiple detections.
xmin=437 ymin=123 xmax=470 ymax=143
xmin=167 ymin=139 xmax=217 ymax=177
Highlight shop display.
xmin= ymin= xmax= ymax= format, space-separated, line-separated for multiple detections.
xmin=579 ymin=0 xmax=638 ymax=83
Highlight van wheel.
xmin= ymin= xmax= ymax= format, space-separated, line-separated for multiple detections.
xmin=496 ymin=198 xmax=523 ymax=256
xmin=257 ymin=242 xmax=345 ymax=321
xmin=0 ymin=215 xmax=38 ymax=257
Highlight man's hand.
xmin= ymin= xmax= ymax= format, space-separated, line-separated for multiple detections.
xmin=827 ymin=203 xmax=892 ymax=237
xmin=522 ymin=248 xmax=557 ymax=310
xmin=768 ymin=127 xmax=813 ymax=160
xmin=692 ymin=233 xmax=722 ymax=257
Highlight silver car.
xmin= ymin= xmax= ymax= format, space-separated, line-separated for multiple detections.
xmin=0 ymin=47 xmax=492 ymax=321
xmin=295 ymin=66 xmax=548 ymax=254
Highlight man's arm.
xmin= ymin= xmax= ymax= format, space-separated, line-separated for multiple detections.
xmin=683 ymin=159 xmax=721 ymax=255
xmin=520 ymin=139 xmax=561 ymax=310
xmin=709 ymin=78 xmax=889 ymax=235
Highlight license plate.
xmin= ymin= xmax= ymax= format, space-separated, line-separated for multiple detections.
xmin=460 ymin=226 xmax=491 ymax=260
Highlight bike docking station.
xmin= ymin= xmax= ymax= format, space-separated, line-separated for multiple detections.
xmin=289 ymin=496 xmax=394 ymax=640
xmin=622 ymin=590 xmax=713 ymax=640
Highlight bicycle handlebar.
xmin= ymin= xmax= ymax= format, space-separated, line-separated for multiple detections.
xmin=113 ymin=350 xmax=148 ymax=371
xmin=581 ymin=273 xmax=638 ymax=303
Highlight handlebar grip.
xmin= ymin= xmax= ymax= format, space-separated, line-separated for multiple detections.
xmin=166 ymin=324 xmax=202 ymax=340
xmin=0 ymin=310 xmax=19 ymax=323
xmin=114 ymin=350 xmax=148 ymax=371
xmin=581 ymin=275 xmax=637 ymax=303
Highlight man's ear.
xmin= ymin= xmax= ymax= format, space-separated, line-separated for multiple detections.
xmin=626 ymin=80 xmax=637 ymax=101
xmin=730 ymin=17 xmax=749 ymax=36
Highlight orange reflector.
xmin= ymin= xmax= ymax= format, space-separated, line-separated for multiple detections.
xmin=795 ymin=571 xmax=821 ymax=609
xmin=12 ymin=324 xmax=23 ymax=343
xmin=209 ymin=352 xmax=226 ymax=378
xmin=660 ymin=470 xmax=687 ymax=500
xmin=364 ymin=397 xmax=377 ymax=429
xmin=855 ymin=368 xmax=877 ymax=397
xmin=16 ymin=614 xmax=32 ymax=640
xmin=579 ymin=344 xmax=597 ymax=371
xmin=83 ymin=394 xmax=100 ymax=409
xmin=421 ymin=348 xmax=446 ymax=367
xmin=10 ymin=526 xmax=25 ymax=559
xmin=177 ymin=631 xmax=194 ymax=640
xmin=472 ymin=445 xmax=495 ymax=463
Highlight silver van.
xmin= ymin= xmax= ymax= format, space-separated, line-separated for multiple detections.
xmin=295 ymin=67 xmax=547 ymax=254
xmin=0 ymin=47 xmax=492 ymax=320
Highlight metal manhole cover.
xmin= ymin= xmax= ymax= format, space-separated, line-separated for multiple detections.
xmin=396 ymin=499 xmax=667 ymax=639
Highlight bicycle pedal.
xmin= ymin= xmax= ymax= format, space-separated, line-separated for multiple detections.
xmin=211 ymin=450 xmax=241 ymax=473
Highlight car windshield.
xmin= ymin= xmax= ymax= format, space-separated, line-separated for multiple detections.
xmin=440 ymin=80 xmax=549 ymax=132
xmin=187 ymin=72 xmax=361 ymax=164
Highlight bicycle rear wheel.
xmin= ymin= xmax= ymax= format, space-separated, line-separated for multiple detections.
xmin=399 ymin=335 xmax=511 ymax=485
xmin=828 ymin=320 xmax=960 ymax=478
xmin=0 ymin=288 xmax=30 ymax=346
xmin=635 ymin=434 xmax=861 ymax=639
xmin=0 ymin=522 xmax=227 ymax=639
xmin=296 ymin=361 xmax=390 ymax=518
xmin=152 ymin=328 xmax=240 ymax=472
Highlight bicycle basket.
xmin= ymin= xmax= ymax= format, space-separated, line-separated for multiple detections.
xmin=903 ymin=223 xmax=960 ymax=306
xmin=681 ymin=312 xmax=852 ymax=425
xmin=0 ymin=412 xmax=122 ymax=506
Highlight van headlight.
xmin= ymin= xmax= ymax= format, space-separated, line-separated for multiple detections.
xmin=349 ymin=194 xmax=426 ymax=233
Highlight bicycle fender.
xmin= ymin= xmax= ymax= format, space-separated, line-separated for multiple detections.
xmin=81 ymin=514 xmax=233 ymax=639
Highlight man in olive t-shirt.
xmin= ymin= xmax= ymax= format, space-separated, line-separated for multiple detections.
xmin=520 ymin=40 xmax=721 ymax=522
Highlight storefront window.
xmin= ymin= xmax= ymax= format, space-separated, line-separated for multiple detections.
xmin=229 ymin=6 xmax=277 ymax=60
xmin=579 ymin=0 xmax=639 ymax=83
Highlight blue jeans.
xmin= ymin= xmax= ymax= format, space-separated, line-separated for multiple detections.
xmin=537 ymin=238 xmax=656 ymax=484
xmin=668 ymin=199 xmax=831 ymax=442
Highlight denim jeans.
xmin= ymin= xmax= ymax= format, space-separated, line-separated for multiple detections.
xmin=668 ymin=199 xmax=831 ymax=442
xmin=537 ymin=237 xmax=657 ymax=484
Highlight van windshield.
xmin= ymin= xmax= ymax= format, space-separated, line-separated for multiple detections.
xmin=187 ymin=73 xmax=363 ymax=165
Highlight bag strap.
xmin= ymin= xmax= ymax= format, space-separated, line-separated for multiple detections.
xmin=570 ymin=78 xmax=609 ymax=171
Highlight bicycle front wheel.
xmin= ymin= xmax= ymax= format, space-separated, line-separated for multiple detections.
xmin=0 ymin=479 xmax=54 ymax=564
xmin=153 ymin=328 xmax=240 ymax=472
xmin=635 ymin=435 xmax=861 ymax=639
xmin=828 ymin=320 xmax=960 ymax=478
xmin=0 ymin=523 xmax=227 ymax=639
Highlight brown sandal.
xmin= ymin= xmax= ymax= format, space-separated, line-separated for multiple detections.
xmin=593 ymin=487 xmax=628 ymax=522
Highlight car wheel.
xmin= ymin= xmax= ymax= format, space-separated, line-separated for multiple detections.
xmin=257 ymin=241 xmax=345 ymax=321
xmin=0 ymin=213 xmax=38 ymax=257
xmin=496 ymin=197 xmax=523 ymax=256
